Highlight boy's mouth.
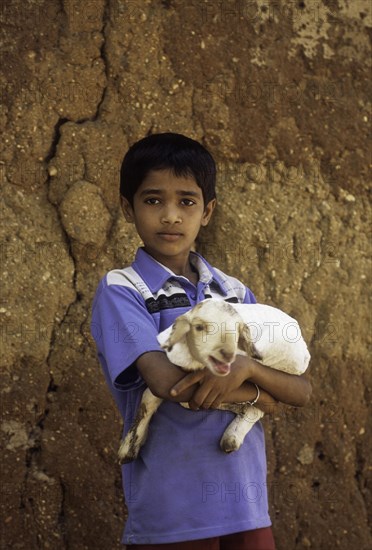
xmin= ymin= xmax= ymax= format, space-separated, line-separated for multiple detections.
xmin=157 ymin=232 xmax=183 ymax=241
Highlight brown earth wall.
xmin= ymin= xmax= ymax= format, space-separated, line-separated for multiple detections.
xmin=1 ymin=1 xmax=371 ymax=549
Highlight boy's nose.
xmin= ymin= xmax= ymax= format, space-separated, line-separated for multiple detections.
xmin=161 ymin=207 xmax=182 ymax=224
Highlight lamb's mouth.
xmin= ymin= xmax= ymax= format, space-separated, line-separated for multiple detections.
xmin=209 ymin=356 xmax=231 ymax=376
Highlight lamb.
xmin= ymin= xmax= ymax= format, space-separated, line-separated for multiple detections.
xmin=118 ymin=299 xmax=310 ymax=464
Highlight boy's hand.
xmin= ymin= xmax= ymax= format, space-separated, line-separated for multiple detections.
xmin=170 ymin=355 xmax=254 ymax=410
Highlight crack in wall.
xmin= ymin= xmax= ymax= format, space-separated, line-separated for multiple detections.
xmin=40 ymin=0 xmax=113 ymax=382
xmin=58 ymin=477 xmax=69 ymax=548
xmin=45 ymin=118 xmax=71 ymax=163
xmin=94 ymin=0 xmax=110 ymax=120
xmin=22 ymin=437 xmax=44 ymax=549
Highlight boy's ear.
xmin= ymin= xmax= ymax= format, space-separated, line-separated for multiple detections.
xmin=120 ymin=196 xmax=135 ymax=223
xmin=201 ymin=198 xmax=216 ymax=227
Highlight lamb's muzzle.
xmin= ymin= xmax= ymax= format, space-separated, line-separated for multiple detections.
xmin=162 ymin=301 xmax=260 ymax=377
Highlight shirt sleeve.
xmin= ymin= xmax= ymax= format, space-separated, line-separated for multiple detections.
xmin=91 ymin=278 xmax=163 ymax=391
xmin=243 ymin=286 xmax=257 ymax=305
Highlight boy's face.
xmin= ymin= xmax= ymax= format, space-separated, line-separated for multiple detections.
xmin=121 ymin=169 xmax=216 ymax=271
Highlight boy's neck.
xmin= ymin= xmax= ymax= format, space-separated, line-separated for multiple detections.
xmin=183 ymin=263 xmax=199 ymax=285
xmin=144 ymin=248 xmax=199 ymax=285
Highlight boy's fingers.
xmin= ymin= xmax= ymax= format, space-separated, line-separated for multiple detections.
xmin=190 ymin=385 xmax=223 ymax=410
xmin=190 ymin=385 xmax=211 ymax=409
xmin=209 ymin=396 xmax=223 ymax=409
xmin=170 ymin=371 xmax=205 ymax=396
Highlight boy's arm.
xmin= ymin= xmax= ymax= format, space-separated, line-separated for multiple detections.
xmin=167 ymin=354 xmax=312 ymax=411
xmin=135 ymin=351 xmax=191 ymax=398
xmin=136 ymin=351 xmax=280 ymax=414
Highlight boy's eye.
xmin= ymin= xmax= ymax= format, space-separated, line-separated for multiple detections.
xmin=145 ymin=198 xmax=160 ymax=205
xmin=144 ymin=198 xmax=196 ymax=206
xmin=181 ymin=199 xmax=196 ymax=206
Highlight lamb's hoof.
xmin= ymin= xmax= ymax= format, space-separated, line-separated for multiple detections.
xmin=118 ymin=441 xmax=139 ymax=464
xmin=220 ymin=435 xmax=241 ymax=454
xmin=119 ymin=457 xmax=133 ymax=465
xmin=118 ymin=452 xmax=136 ymax=465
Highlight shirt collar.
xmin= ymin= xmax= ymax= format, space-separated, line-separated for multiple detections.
xmin=132 ymin=247 xmax=227 ymax=296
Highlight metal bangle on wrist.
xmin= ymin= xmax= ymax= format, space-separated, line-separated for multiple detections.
xmin=247 ymin=383 xmax=260 ymax=406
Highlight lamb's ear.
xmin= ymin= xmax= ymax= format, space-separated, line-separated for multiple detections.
xmin=162 ymin=316 xmax=191 ymax=351
xmin=238 ymin=323 xmax=263 ymax=361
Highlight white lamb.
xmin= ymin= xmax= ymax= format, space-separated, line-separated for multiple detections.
xmin=118 ymin=299 xmax=310 ymax=463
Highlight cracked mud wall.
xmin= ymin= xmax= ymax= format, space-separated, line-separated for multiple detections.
xmin=1 ymin=1 xmax=371 ymax=549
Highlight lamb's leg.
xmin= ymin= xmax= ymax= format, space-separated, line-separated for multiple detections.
xmin=218 ymin=403 xmax=265 ymax=453
xmin=118 ymin=388 xmax=163 ymax=464
xmin=180 ymin=401 xmax=265 ymax=453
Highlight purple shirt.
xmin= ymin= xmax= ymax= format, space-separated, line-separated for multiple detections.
xmin=91 ymin=248 xmax=271 ymax=544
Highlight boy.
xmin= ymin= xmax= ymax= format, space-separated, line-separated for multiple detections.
xmin=91 ymin=133 xmax=311 ymax=549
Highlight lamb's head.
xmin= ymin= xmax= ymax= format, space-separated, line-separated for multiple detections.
xmin=162 ymin=300 xmax=259 ymax=376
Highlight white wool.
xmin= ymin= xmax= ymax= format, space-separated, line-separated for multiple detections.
xmin=157 ymin=300 xmax=310 ymax=375
xmin=231 ymin=303 xmax=310 ymax=374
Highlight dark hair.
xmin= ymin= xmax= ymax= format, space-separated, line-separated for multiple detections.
xmin=120 ymin=133 xmax=216 ymax=206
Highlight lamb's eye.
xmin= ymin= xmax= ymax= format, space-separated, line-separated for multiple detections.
xmin=194 ymin=324 xmax=205 ymax=331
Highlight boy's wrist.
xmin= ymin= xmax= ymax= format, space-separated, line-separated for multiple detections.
xmin=233 ymin=354 xmax=258 ymax=381
xmin=226 ymin=382 xmax=278 ymax=414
